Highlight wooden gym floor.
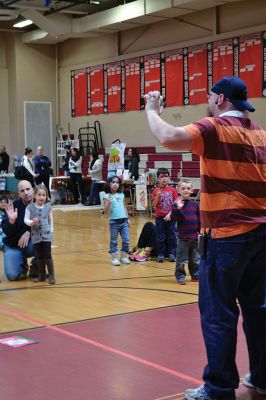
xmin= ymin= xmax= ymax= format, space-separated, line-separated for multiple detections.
xmin=0 ymin=208 xmax=263 ymax=400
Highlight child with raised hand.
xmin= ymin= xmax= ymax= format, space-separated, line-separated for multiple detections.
xmin=170 ymin=179 xmax=200 ymax=284
xmin=151 ymin=168 xmax=178 ymax=263
xmin=103 ymin=176 xmax=130 ymax=266
xmin=24 ymin=184 xmax=56 ymax=284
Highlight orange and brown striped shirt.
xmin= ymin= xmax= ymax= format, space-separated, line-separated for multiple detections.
xmin=185 ymin=115 xmax=266 ymax=238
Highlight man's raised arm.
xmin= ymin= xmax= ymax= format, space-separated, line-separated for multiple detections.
xmin=145 ymin=91 xmax=191 ymax=151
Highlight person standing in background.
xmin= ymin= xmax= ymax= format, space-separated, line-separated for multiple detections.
xmin=127 ymin=148 xmax=140 ymax=181
xmin=151 ymin=168 xmax=177 ymax=263
xmin=22 ymin=147 xmax=39 ymax=188
xmin=103 ymin=176 xmax=131 ymax=266
xmin=34 ymin=146 xmax=52 ymax=198
xmin=24 ymin=184 xmax=56 ymax=284
xmin=69 ymin=147 xmax=87 ymax=205
xmin=0 ymin=146 xmax=10 ymax=173
xmin=63 ymin=144 xmax=71 ymax=176
xmin=88 ymin=151 xmax=103 ymax=206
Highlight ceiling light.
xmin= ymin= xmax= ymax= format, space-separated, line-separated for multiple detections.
xmin=13 ymin=19 xmax=33 ymax=28
xmin=90 ymin=0 xmax=100 ymax=4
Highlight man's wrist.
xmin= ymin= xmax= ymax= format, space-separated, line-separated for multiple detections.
xmin=146 ymin=108 xmax=159 ymax=114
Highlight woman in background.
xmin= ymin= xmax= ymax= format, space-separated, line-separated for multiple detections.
xmin=69 ymin=147 xmax=86 ymax=205
xmin=22 ymin=148 xmax=39 ymax=187
xmin=88 ymin=151 xmax=103 ymax=206
xmin=127 ymin=148 xmax=140 ymax=181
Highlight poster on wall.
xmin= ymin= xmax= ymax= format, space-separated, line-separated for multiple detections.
xmin=239 ymin=33 xmax=262 ymax=98
xmin=56 ymin=140 xmax=79 ymax=157
xmin=71 ymin=69 xmax=88 ymax=117
xmin=212 ymin=39 xmax=234 ymax=85
xmin=165 ymin=49 xmax=183 ymax=107
xmin=107 ymin=61 xmax=121 ymax=113
xmin=90 ymin=65 xmax=104 ymax=115
xmin=188 ymin=44 xmax=208 ymax=105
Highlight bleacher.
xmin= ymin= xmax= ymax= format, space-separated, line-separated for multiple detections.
xmin=82 ymin=146 xmax=200 ymax=193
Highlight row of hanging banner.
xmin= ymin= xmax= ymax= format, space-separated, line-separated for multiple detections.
xmin=71 ymin=32 xmax=266 ymax=117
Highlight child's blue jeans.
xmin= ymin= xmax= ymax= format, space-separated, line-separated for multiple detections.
xmin=109 ymin=219 xmax=130 ymax=254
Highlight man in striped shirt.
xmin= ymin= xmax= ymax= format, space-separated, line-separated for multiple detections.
xmin=145 ymin=76 xmax=266 ymax=400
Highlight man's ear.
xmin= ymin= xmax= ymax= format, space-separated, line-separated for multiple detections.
xmin=216 ymin=93 xmax=225 ymax=105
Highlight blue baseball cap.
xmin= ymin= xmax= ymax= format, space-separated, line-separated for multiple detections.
xmin=211 ymin=76 xmax=255 ymax=112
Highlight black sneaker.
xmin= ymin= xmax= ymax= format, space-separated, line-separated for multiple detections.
xmin=157 ymin=255 xmax=164 ymax=263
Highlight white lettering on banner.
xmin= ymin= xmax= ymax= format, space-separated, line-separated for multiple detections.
xmin=92 ymin=102 xmax=103 ymax=107
xmin=190 ymin=88 xmax=207 ymax=96
xmin=91 ymin=89 xmax=101 ymax=95
xmin=189 ymin=73 xmax=203 ymax=80
xmin=145 ymin=79 xmax=160 ymax=87
xmin=240 ymin=64 xmax=256 ymax=72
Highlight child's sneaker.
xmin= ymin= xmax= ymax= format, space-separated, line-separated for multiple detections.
xmin=112 ymin=258 xmax=120 ymax=266
xmin=120 ymin=251 xmax=130 ymax=264
xmin=243 ymin=372 xmax=266 ymax=395
xmin=134 ymin=253 xmax=151 ymax=262
xmin=129 ymin=248 xmax=144 ymax=260
xmin=129 ymin=247 xmax=144 ymax=260
xmin=120 ymin=257 xmax=130 ymax=264
xmin=168 ymin=254 xmax=176 ymax=262
xmin=157 ymin=255 xmax=164 ymax=263
xmin=176 ymin=275 xmax=186 ymax=285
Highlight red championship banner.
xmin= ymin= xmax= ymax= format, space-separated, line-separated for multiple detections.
xmin=239 ymin=33 xmax=262 ymax=98
xmin=107 ymin=61 xmax=121 ymax=113
xmin=212 ymin=39 xmax=234 ymax=84
xmin=72 ymin=68 xmax=88 ymax=117
xmin=188 ymin=44 xmax=208 ymax=104
xmin=90 ymin=64 xmax=104 ymax=115
xmin=124 ymin=57 xmax=140 ymax=111
xmin=165 ymin=49 xmax=183 ymax=107
xmin=144 ymin=53 xmax=161 ymax=94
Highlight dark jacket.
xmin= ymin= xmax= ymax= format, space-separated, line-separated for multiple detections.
xmin=34 ymin=155 xmax=51 ymax=175
xmin=128 ymin=157 xmax=139 ymax=180
xmin=0 ymin=152 xmax=9 ymax=173
xmin=1 ymin=199 xmax=31 ymax=248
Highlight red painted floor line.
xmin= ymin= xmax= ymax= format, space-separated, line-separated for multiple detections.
xmin=0 ymin=305 xmax=202 ymax=386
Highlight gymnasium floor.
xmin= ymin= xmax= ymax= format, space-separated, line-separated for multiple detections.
xmin=0 ymin=207 xmax=263 ymax=400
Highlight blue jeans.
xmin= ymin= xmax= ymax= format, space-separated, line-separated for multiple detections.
xmin=109 ymin=219 xmax=130 ymax=254
xmin=89 ymin=180 xmax=101 ymax=205
xmin=155 ymin=217 xmax=176 ymax=257
xmin=199 ymin=224 xmax=266 ymax=399
xmin=3 ymin=241 xmax=34 ymax=280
